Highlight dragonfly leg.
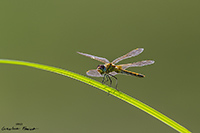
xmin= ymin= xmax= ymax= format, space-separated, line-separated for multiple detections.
xmin=107 ymin=74 xmax=112 ymax=87
xmin=101 ymin=74 xmax=105 ymax=83
xmin=108 ymin=74 xmax=118 ymax=91
xmin=102 ymin=74 xmax=119 ymax=92
xmin=106 ymin=74 xmax=112 ymax=96
xmin=102 ymin=74 xmax=108 ymax=84
xmin=101 ymin=74 xmax=112 ymax=95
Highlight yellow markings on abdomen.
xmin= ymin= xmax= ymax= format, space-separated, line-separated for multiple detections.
xmin=120 ymin=69 xmax=145 ymax=78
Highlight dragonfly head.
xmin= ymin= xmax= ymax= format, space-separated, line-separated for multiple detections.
xmin=97 ymin=65 xmax=106 ymax=74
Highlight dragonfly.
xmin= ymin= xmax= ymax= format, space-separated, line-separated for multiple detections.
xmin=77 ymin=48 xmax=155 ymax=89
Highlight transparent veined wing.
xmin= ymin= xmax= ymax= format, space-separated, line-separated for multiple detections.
xmin=108 ymin=71 xmax=118 ymax=76
xmin=77 ymin=52 xmax=110 ymax=64
xmin=119 ymin=60 xmax=155 ymax=69
xmin=112 ymin=48 xmax=144 ymax=64
xmin=86 ymin=69 xmax=103 ymax=77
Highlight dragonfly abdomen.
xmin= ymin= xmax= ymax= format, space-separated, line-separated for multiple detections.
xmin=120 ymin=69 xmax=145 ymax=77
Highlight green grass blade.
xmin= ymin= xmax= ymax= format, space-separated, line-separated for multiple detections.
xmin=0 ymin=59 xmax=191 ymax=133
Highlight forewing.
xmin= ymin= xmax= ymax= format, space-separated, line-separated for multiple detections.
xmin=77 ymin=52 xmax=110 ymax=63
xmin=112 ymin=48 xmax=144 ymax=64
xmin=86 ymin=69 xmax=103 ymax=77
xmin=119 ymin=60 xmax=155 ymax=69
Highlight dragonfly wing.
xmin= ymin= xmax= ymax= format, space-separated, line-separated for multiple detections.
xmin=77 ymin=52 xmax=110 ymax=63
xmin=109 ymin=71 xmax=118 ymax=76
xmin=86 ymin=69 xmax=103 ymax=77
xmin=112 ymin=48 xmax=144 ymax=64
xmin=119 ymin=60 xmax=155 ymax=69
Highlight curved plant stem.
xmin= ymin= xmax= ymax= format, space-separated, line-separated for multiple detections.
xmin=0 ymin=59 xmax=191 ymax=133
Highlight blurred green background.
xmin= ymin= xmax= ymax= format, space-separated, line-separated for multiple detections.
xmin=0 ymin=0 xmax=199 ymax=133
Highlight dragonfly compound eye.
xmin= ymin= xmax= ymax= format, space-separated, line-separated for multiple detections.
xmin=97 ymin=65 xmax=106 ymax=72
xmin=97 ymin=64 xmax=104 ymax=69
